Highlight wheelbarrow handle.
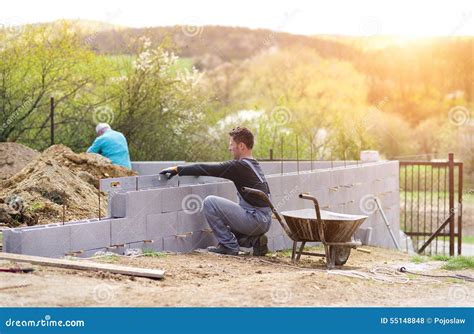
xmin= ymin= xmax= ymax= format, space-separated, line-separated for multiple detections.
xmin=241 ymin=186 xmax=267 ymax=198
xmin=298 ymin=193 xmax=326 ymax=243
xmin=298 ymin=193 xmax=322 ymax=222
xmin=241 ymin=187 xmax=294 ymax=238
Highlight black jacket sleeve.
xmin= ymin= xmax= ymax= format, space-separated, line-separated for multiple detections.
xmin=176 ymin=159 xmax=271 ymax=208
xmin=177 ymin=161 xmax=238 ymax=181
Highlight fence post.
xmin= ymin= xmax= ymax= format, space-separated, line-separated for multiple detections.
xmin=458 ymin=161 xmax=463 ymax=255
xmin=296 ymin=135 xmax=299 ymax=174
xmin=280 ymin=137 xmax=284 ymax=175
xmin=448 ymin=153 xmax=455 ymax=256
xmin=50 ymin=97 xmax=55 ymax=146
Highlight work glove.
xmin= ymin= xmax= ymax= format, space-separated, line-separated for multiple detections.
xmin=159 ymin=166 xmax=178 ymax=179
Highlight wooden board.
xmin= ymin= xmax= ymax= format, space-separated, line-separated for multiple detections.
xmin=0 ymin=252 xmax=165 ymax=279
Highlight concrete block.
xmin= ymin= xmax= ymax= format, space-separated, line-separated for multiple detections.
xmin=329 ymin=168 xmax=345 ymax=188
xmin=306 ymin=241 xmax=321 ymax=247
xmin=127 ymin=188 xmax=164 ymax=217
xmin=3 ymin=229 xmax=22 ymax=254
xmin=336 ymin=186 xmax=352 ymax=205
xmin=354 ymin=227 xmax=373 ymax=245
xmin=192 ymin=230 xmax=217 ymax=249
xmin=137 ymin=174 xmax=169 ymax=189
xmin=70 ymin=219 xmax=111 ymax=252
xmin=341 ymin=168 xmax=356 ymax=187
xmin=162 ymin=186 xmax=192 ymax=213
xmin=110 ymin=217 xmax=146 ymax=245
xmin=279 ymin=174 xmax=299 ymax=194
xmin=178 ymin=210 xmax=208 ymax=234
xmin=375 ymin=162 xmax=392 ymax=180
xmin=266 ymin=236 xmax=275 ymax=251
xmin=196 ymin=176 xmax=226 ymax=184
xmin=298 ymin=170 xmax=315 ymax=188
xmin=110 ymin=192 xmax=127 ymax=218
xmin=266 ymin=222 xmax=284 ymax=237
xmin=146 ymin=212 xmax=179 ymax=238
xmin=68 ymin=219 xmax=100 ymax=228
xmin=271 ymin=234 xmax=287 ymax=251
xmin=189 ymin=183 xmax=219 ymax=199
xmin=216 ymin=181 xmax=237 ymax=201
xmin=361 ymin=164 xmax=377 ymax=183
xmin=178 ymin=176 xmax=204 ymax=185
xmin=100 ymin=176 xmax=137 ymax=192
xmin=163 ymin=234 xmax=194 ymax=253
xmin=384 ymin=176 xmax=399 ymax=192
xmin=272 ymin=195 xmax=293 ymax=212
xmin=131 ymin=161 xmax=185 ymax=176
xmin=143 ymin=238 xmax=164 ymax=252
xmin=283 ymin=236 xmax=295 ymax=250
xmin=313 ymin=170 xmax=332 ymax=189
xmin=126 ymin=241 xmax=148 ymax=251
xmin=259 ymin=162 xmax=282 ymax=175
xmin=266 ymin=176 xmax=282 ymax=196
xmin=308 ymin=188 xmax=329 ymax=208
xmin=19 ymin=224 xmax=71 ymax=258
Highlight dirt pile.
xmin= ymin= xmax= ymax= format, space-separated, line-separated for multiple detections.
xmin=0 ymin=142 xmax=39 ymax=181
xmin=0 ymin=144 xmax=136 ymax=226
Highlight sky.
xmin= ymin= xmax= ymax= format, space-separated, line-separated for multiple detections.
xmin=1 ymin=0 xmax=473 ymax=36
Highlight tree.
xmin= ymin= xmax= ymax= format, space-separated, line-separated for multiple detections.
xmin=111 ymin=37 xmax=216 ymax=161
xmin=0 ymin=22 xmax=108 ymax=149
xmin=224 ymin=47 xmax=373 ymax=159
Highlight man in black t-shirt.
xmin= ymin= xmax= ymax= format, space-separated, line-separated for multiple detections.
xmin=160 ymin=127 xmax=272 ymax=256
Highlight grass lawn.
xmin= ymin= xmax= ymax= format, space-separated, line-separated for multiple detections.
xmin=410 ymin=254 xmax=474 ymax=270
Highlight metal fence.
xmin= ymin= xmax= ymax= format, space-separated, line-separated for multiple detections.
xmin=399 ymin=153 xmax=463 ymax=256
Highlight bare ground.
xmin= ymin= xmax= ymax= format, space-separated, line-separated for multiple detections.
xmin=0 ymin=246 xmax=472 ymax=307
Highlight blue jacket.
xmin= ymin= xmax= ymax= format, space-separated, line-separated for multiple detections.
xmin=87 ymin=129 xmax=131 ymax=169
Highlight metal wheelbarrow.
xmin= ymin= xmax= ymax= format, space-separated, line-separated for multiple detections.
xmin=242 ymin=187 xmax=368 ymax=269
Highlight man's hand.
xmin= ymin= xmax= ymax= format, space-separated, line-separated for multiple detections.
xmin=159 ymin=166 xmax=178 ymax=179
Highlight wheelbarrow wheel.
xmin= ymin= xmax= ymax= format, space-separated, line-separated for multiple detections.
xmin=334 ymin=246 xmax=351 ymax=266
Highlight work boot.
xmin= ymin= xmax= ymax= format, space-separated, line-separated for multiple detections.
xmin=253 ymin=234 xmax=268 ymax=256
xmin=207 ymin=244 xmax=239 ymax=256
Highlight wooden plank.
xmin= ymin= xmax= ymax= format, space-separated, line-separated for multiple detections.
xmin=0 ymin=252 xmax=165 ymax=279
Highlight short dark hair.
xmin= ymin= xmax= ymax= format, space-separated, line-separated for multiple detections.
xmin=229 ymin=127 xmax=254 ymax=149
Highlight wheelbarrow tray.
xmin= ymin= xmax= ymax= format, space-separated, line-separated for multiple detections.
xmin=241 ymin=186 xmax=369 ymax=267
xmin=281 ymin=209 xmax=368 ymax=243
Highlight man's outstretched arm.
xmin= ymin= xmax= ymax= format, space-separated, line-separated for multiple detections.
xmin=160 ymin=161 xmax=237 ymax=180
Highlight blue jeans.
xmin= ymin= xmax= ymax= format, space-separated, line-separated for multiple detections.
xmin=202 ymin=194 xmax=272 ymax=252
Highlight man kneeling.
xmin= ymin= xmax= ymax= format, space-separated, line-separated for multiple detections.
xmin=160 ymin=127 xmax=272 ymax=256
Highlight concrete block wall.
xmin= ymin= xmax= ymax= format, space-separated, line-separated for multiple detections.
xmin=131 ymin=161 xmax=185 ymax=175
xmin=3 ymin=160 xmax=400 ymax=258
xmin=131 ymin=160 xmax=366 ymax=176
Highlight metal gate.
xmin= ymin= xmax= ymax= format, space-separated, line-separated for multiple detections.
xmin=400 ymin=153 xmax=463 ymax=256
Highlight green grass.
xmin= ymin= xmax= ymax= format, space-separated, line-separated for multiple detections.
xmin=141 ymin=249 xmax=166 ymax=258
xmin=400 ymin=191 xmax=472 ymax=204
xmin=441 ymin=256 xmax=474 ymax=270
xmin=410 ymin=254 xmax=474 ymax=270
xmin=99 ymin=254 xmax=120 ymax=263
xmin=461 ymin=236 xmax=474 ymax=245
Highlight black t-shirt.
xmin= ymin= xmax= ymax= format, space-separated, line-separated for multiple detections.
xmin=177 ymin=158 xmax=271 ymax=208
